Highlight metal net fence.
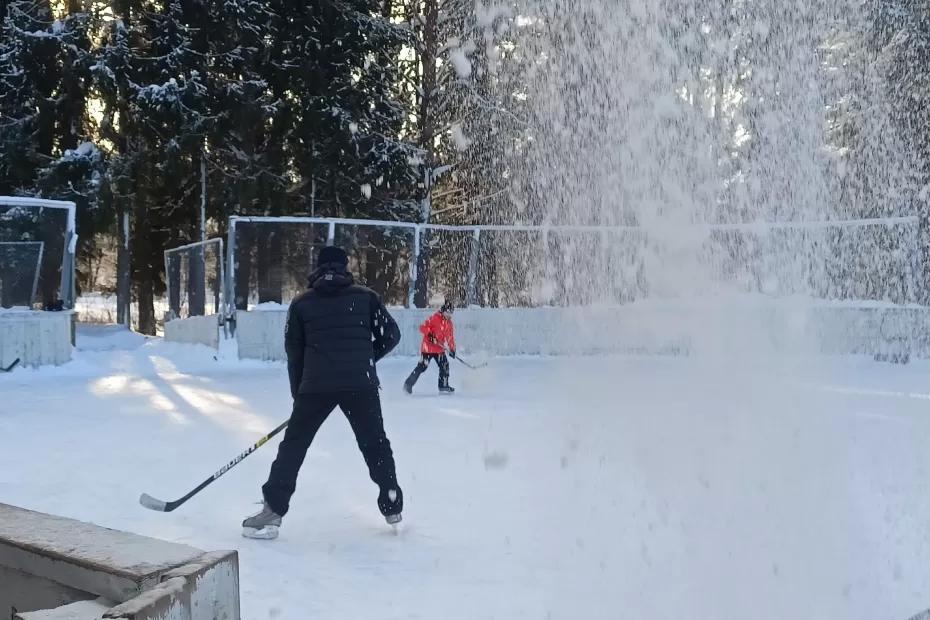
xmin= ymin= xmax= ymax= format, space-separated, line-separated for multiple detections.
xmin=0 ymin=198 xmax=76 ymax=309
xmin=0 ymin=241 xmax=44 ymax=308
xmin=702 ymin=218 xmax=921 ymax=303
xmin=229 ymin=219 xmax=332 ymax=310
xmin=334 ymin=223 xmax=417 ymax=307
xmin=223 ymin=215 xmax=925 ymax=312
xmin=164 ymin=239 xmax=225 ymax=320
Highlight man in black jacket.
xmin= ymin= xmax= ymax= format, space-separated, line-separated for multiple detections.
xmin=243 ymin=245 xmax=403 ymax=539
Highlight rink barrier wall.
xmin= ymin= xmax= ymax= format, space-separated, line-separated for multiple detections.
xmin=230 ymin=303 xmax=930 ymax=360
xmin=164 ymin=315 xmax=220 ymax=350
xmin=0 ymin=311 xmax=73 ymax=368
xmin=0 ymin=503 xmax=239 ymax=620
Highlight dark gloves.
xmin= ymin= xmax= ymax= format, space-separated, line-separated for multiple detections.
xmin=449 ymin=349 xmax=456 ymax=359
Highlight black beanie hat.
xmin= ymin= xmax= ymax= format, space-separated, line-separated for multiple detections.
xmin=441 ymin=299 xmax=454 ymax=313
xmin=318 ymin=245 xmax=348 ymax=267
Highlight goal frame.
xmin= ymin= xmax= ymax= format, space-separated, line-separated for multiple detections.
xmin=0 ymin=197 xmax=77 ymax=309
xmin=164 ymin=238 xmax=226 ymax=321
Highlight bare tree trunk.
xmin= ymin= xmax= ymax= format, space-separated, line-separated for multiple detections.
xmin=133 ymin=199 xmax=157 ymax=335
xmin=117 ymin=210 xmax=131 ymax=326
xmin=413 ymin=0 xmax=439 ymax=307
xmin=256 ymin=225 xmax=283 ymax=304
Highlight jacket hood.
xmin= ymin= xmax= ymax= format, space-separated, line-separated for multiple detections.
xmin=308 ymin=264 xmax=354 ymax=294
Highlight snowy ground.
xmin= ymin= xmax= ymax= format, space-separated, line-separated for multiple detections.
xmin=3 ymin=326 xmax=930 ymax=619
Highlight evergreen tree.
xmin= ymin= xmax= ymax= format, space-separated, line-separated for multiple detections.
xmin=0 ymin=0 xmax=100 ymax=305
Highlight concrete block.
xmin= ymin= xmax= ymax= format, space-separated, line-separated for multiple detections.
xmin=1 ymin=565 xmax=95 ymax=618
xmin=103 ymin=552 xmax=239 ymax=620
xmin=16 ymin=598 xmax=112 ymax=620
xmin=0 ymin=310 xmax=72 ymax=367
xmin=0 ymin=503 xmax=202 ymax=603
xmin=0 ymin=504 xmax=239 ymax=620
xmin=164 ymin=315 xmax=220 ymax=349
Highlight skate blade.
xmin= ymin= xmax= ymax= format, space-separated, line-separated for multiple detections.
xmin=242 ymin=525 xmax=279 ymax=540
xmin=386 ymin=513 xmax=402 ymax=526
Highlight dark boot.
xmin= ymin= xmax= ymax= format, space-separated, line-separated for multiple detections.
xmin=438 ymin=355 xmax=454 ymax=394
xmin=403 ymin=370 xmax=420 ymax=394
xmin=404 ymin=359 xmax=428 ymax=394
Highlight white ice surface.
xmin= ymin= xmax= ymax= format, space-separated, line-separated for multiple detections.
xmin=2 ymin=327 xmax=930 ymax=619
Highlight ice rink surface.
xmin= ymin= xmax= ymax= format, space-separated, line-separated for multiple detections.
xmin=2 ymin=326 xmax=930 ymax=619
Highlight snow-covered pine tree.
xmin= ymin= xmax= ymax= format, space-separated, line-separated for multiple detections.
xmin=0 ymin=0 xmax=96 ymax=198
xmin=94 ymin=0 xmax=210 ymax=333
xmin=0 ymin=0 xmax=59 ymax=195
xmin=280 ymin=0 xmax=419 ymax=221
xmin=867 ymin=0 xmax=930 ymax=197
xmin=253 ymin=0 xmax=421 ymax=301
xmin=391 ymin=0 xmax=527 ymax=304
xmin=865 ymin=0 xmax=930 ymax=301
xmin=202 ymin=0 xmax=279 ymax=219
xmin=0 ymin=0 xmax=99 ymax=306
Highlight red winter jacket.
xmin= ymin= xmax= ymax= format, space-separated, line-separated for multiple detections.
xmin=420 ymin=311 xmax=455 ymax=355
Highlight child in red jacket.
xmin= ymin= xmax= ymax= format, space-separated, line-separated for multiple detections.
xmin=404 ymin=300 xmax=456 ymax=394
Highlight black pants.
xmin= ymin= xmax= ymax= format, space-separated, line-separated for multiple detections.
xmin=407 ymin=353 xmax=450 ymax=388
xmin=262 ymin=390 xmax=398 ymax=516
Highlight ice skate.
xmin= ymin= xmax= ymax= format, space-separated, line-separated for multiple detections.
xmin=379 ymin=487 xmax=403 ymax=526
xmin=242 ymin=501 xmax=282 ymax=540
xmin=439 ymin=377 xmax=455 ymax=394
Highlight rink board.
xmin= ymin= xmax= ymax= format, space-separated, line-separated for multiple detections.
xmin=0 ymin=310 xmax=72 ymax=368
xmin=0 ymin=503 xmax=239 ymax=620
xmin=228 ymin=302 xmax=930 ymax=361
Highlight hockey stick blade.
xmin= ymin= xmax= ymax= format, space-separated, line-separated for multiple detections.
xmin=138 ymin=420 xmax=289 ymax=514
xmin=1 ymin=358 xmax=20 ymax=372
xmin=139 ymin=493 xmax=171 ymax=512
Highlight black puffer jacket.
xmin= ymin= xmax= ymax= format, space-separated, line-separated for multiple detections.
xmin=285 ymin=264 xmax=401 ymax=395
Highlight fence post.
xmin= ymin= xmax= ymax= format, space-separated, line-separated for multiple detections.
xmin=466 ymin=228 xmax=481 ymax=307
xmin=225 ymin=219 xmax=237 ymax=325
xmin=542 ymin=227 xmax=551 ymax=305
xmin=599 ymin=228 xmax=610 ymax=304
xmin=164 ymin=251 xmax=176 ymax=321
xmin=408 ymin=225 xmax=422 ymax=308
xmin=327 ymin=222 xmax=336 ymax=246
xmin=919 ymin=207 xmax=930 ymax=305
xmin=32 ymin=242 xmax=44 ymax=309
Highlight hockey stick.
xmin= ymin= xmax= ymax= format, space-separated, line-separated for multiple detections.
xmin=140 ymin=420 xmax=289 ymax=512
xmin=444 ymin=349 xmax=486 ymax=370
xmin=453 ymin=356 xmax=486 ymax=370
xmin=1 ymin=358 xmax=20 ymax=372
